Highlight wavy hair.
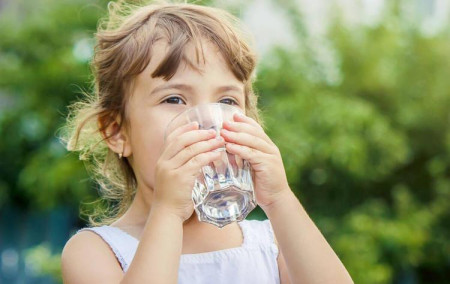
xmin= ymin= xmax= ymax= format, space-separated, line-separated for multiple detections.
xmin=61 ymin=0 xmax=261 ymax=225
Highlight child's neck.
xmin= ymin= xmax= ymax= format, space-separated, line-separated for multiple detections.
xmin=111 ymin=187 xmax=216 ymax=236
xmin=111 ymin=188 xmax=244 ymax=254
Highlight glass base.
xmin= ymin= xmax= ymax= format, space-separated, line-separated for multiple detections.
xmin=194 ymin=186 xmax=256 ymax=228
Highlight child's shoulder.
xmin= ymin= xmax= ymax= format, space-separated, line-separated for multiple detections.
xmin=63 ymin=228 xmax=109 ymax=256
xmin=61 ymin=228 xmax=122 ymax=283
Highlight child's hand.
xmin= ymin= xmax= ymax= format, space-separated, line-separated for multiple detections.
xmin=153 ymin=122 xmax=225 ymax=222
xmin=220 ymin=113 xmax=291 ymax=211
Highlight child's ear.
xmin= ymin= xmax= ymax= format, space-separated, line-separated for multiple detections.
xmin=99 ymin=118 xmax=132 ymax=158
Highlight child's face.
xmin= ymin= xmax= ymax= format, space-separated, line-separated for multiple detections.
xmin=124 ymin=41 xmax=246 ymax=192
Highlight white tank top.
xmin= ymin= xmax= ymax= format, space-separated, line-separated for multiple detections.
xmin=79 ymin=219 xmax=280 ymax=283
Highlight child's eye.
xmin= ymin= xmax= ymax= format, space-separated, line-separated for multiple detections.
xmin=219 ymin=98 xmax=238 ymax=105
xmin=163 ymin=96 xmax=185 ymax=105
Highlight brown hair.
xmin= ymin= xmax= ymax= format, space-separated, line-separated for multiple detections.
xmin=62 ymin=0 xmax=262 ymax=225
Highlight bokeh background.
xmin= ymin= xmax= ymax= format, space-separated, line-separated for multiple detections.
xmin=1 ymin=0 xmax=449 ymax=283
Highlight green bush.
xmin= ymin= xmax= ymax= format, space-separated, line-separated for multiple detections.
xmin=1 ymin=0 xmax=449 ymax=283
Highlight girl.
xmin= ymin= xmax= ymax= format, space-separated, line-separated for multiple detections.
xmin=61 ymin=1 xmax=353 ymax=283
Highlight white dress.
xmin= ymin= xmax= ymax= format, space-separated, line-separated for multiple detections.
xmin=79 ymin=219 xmax=280 ymax=284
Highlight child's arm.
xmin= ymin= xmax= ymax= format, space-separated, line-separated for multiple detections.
xmin=221 ymin=113 xmax=353 ymax=283
xmin=264 ymin=190 xmax=354 ymax=284
xmin=122 ymin=124 xmax=223 ymax=283
xmin=62 ymin=231 xmax=125 ymax=283
xmin=61 ymin=208 xmax=184 ymax=284
xmin=62 ymin=124 xmax=223 ymax=283
xmin=120 ymin=207 xmax=184 ymax=284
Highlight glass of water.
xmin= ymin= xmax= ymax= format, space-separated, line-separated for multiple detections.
xmin=165 ymin=103 xmax=256 ymax=228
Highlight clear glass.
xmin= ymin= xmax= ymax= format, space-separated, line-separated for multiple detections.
xmin=165 ymin=103 xmax=256 ymax=228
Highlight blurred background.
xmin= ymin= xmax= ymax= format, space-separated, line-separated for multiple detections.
xmin=0 ymin=0 xmax=449 ymax=283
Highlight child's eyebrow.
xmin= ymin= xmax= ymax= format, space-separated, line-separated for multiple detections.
xmin=216 ymin=85 xmax=243 ymax=94
xmin=150 ymin=84 xmax=243 ymax=95
xmin=151 ymin=83 xmax=193 ymax=95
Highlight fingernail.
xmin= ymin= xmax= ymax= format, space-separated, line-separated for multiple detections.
xmin=208 ymin=129 xmax=216 ymax=134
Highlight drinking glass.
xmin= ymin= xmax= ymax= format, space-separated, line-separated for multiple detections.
xmin=165 ymin=103 xmax=256 ymax=228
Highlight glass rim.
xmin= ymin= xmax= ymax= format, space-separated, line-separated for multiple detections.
xmin=164 ymin=103 xmax=243 ymax=139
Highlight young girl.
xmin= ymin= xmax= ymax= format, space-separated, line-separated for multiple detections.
xmin=61 ymin=1 xmax=353 ymax=283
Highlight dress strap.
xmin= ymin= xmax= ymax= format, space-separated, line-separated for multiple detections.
xmin=239 ymin=219 xmax=277 ymax=247
xmin=78 ymin=226 xmax=138 ymax=272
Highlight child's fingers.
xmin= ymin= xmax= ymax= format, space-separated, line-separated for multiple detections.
xmin=232 ymin=113 xmax=264 ymax=130
xmin=182 ymin=150 xmax=223 ymax=173
xmin=171 ymin=136 xmax=225 ymax=168
xmin=220 ymin=129 xmax=274 ymax=155
xmin=222 ymin=120 xmax=274 ymax=147
xmin=162 ymin=128 xmax=216 ymax=161
xmin=165 ymin=121 xmax=199 ymax=144
xmin=224 ymin=142 xmax=268 ymax=166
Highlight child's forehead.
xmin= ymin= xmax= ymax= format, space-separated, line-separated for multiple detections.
xmin=143 ymin=39 xmax=226 ymax=79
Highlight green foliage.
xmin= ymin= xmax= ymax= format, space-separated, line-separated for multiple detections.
xmin=25 ymin=244 xmax=62 ymax=283
xmin=256 ymin=1 xmax=450 ymax=282
xmin=0 ymin=0 xmax=107 ymax=209
xmin=1 ymin=0 xmax=449 ymax=283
